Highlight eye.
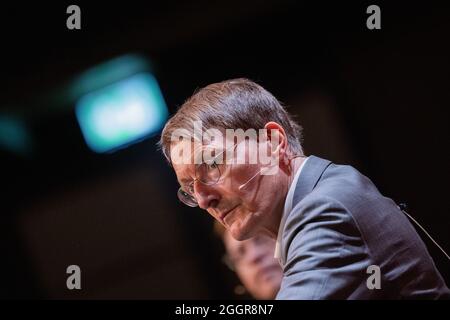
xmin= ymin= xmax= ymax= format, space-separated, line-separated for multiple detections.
xmin=187 ymin=182 xmax=195 ymax=195
xmin=202 ymin=160 xmax=219 ymax=171
xmin=180 ymin=189 xmax=189 ymax=197
xmin=180 ymin=181 xmax=195 ymax=197
xmin=209 ymin=161 xmax=218 ymax=169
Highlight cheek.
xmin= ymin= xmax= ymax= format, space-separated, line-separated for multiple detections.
xmin=221 ymin=167 xmax=248 ymax=190
xmin=215 ymin=169 xmax=250 ymax=199
xmin=218 ymin=165 xmax=276 ymax=211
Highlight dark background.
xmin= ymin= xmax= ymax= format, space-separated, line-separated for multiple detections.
xmin=0 ymin=1 xmax=448 ymax=299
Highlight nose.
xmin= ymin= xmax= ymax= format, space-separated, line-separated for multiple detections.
xmin=194 ymin=181 xmax=220 ymax=210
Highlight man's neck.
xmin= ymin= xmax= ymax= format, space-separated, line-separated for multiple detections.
xmin=289 ymin=156 xmax=305 ymax=188
xmin=264 ymin=156 xmax=306 ymax=239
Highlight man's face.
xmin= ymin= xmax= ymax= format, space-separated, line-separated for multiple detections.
xmin=172 ymin=138 xmax=285 ymax=240
xmin=224 ymin=232 xmax=282 ymax=299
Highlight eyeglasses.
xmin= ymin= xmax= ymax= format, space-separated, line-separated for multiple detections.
xmin=177 ymin=143 xmax=238 ymax=207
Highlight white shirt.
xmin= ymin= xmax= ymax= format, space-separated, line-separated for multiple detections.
xmin=274 ymin=156 xmax=309 ymax=262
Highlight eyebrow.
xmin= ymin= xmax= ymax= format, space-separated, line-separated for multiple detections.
xmin=179 ymin=177 xmax=192 ymax=185
xmin=177 ymin=143 xmax=237 ymax=186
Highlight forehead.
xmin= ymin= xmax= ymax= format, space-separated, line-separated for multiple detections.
xmin=170 ymin=140 xmax=220 ymax=184
xmin=172 ymin=163 xmax=195 ymax=186
xmin=170 ymin=139 xmax=224 ymax=161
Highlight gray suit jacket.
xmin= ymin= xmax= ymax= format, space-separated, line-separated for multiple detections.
xmin=276 ymin=156 xmax=449 ymax=299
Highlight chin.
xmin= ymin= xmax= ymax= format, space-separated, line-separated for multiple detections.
xmin=229 ymin=226 xmax=246 ymax=241
xmin=229 ymin=220 xmax=254 ymax=241
xmin=228 ymin=209 xmax=262 ymax=240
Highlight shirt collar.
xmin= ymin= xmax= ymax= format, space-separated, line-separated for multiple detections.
xmin=274 ymin=156 xmax=309 ymax=260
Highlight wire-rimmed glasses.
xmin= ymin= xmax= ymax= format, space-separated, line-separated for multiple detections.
xmin=177 ymin=143 xmax=238 ymax=207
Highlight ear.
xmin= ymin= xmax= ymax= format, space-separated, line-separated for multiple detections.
xmin=263 ymin=121 xmax=289 ymax=164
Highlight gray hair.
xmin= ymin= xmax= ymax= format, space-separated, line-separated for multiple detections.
xmin=158 ymin=78 xmax=303 ymax=164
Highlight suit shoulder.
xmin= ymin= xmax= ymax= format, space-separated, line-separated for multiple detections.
xmin=308 ymin=163 xmax=388 ymax=210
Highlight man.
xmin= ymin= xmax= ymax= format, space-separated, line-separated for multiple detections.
xmin=215 ymin=221 xmax=282 ymax=299
xmin=158 ymin=78 xmax=449 ymax=299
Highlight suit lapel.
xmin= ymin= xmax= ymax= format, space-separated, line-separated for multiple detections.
xmin=280 ymin=156 xmax=332 ymax=264
xmin=292 ymin=155 xmax=332 ymax=207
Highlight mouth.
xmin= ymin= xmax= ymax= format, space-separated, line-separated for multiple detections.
xmin=219 ymin=205 xmax=239 ymax=223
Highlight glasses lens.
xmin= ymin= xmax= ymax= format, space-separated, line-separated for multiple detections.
xmin=177 ymin=188 xmax=198 ymax=207
xmin=196 ymin=162 xmax=221 ymax=185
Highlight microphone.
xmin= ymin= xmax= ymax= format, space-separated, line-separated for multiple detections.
xmin=238 ymin=164 xmax=277 ymax=190
xmin=398 ymin=202 xmax=450 ymax=261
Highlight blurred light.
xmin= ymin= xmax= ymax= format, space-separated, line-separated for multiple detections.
xmin=75 ymin=73 xmax=168 ymax=153
xmin=0 ymin=115 xmax=32 ymax=155
xmin=68 ymin=54 xmax=152 ymax=102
